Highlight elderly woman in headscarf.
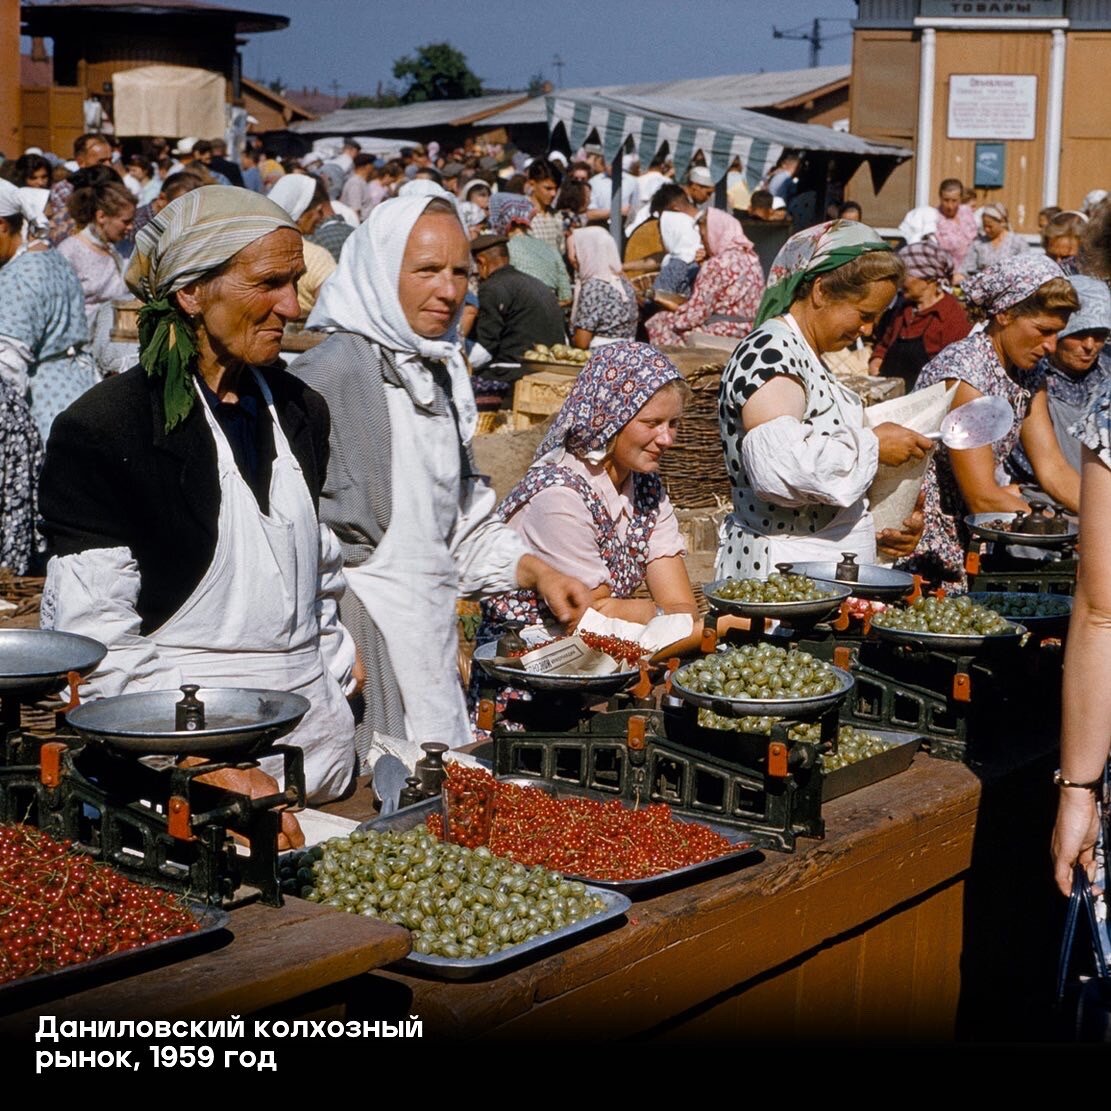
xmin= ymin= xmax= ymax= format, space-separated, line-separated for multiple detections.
xmin=901 ymin=254 xmax=1079 ymax=585
xmin=567 ymin=226 xmax=637 ymax=348
xmin=717 ymin=220 xmax=934 ymax=580
xmin=646 ymin=208 xmax=764 ymax=348
xmin=0 ymin=177 xmax=95 ymax=441
xmin=488 ymin=191 xmax=571 ymax=302
xmin=960 ymin=201 xmax=1029 ymax=279
xmin=479 ymin=341 xmax=697 ymax=640
xmin=37 ymin=186 xmax=359 ymax=808
xmin=868 ymin=240 xmax=972 ymax=390
xmin=290 ymin=194 xmax=590 ymax=771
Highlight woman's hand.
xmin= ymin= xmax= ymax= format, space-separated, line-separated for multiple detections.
xmin=349 ymin=651 xmax=366 ymax=699
xmin=516 ymin=554 xmax=592 ymax=626
xmin=877 ymin=493 xmax=925 ymax=559
xmin=874 ymin=422 xmax=934 ymax=467
xmin=1053 ymin=788 xmax=1101 ymax=896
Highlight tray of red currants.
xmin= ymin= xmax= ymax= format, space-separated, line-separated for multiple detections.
xmin=0 ymin=824 xmax=229 ymax=1006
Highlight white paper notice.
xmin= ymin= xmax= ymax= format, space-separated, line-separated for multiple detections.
xmin=864 ymin=382 xmax=957 ymax=545
xmin=520 ymin=634 xmax=619 ymax=676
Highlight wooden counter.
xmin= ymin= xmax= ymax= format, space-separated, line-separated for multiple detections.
xmin=327 ymin=748 xmax=1062 ymax=1042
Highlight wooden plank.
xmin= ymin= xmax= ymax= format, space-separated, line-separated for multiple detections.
xmin=0 ymin=899 xmax=410 ymax=1028
xmin=908 ymin=881 xmax=964 ymax=1038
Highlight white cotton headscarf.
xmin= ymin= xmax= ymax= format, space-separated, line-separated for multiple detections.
xmin=307 ymin=194 xmax=478 ymax=443
xmin=659 ymin=210 xmax=701 ymax=263
xmin=570 ymin=225 xmax=630 ymax=320
xmin=0 ymin=179 xmax=22 ymax=218
xmin=267 ymin=174 xmax=317 ymax=221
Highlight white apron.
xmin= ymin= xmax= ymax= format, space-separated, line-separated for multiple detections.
xmin=343 ymin=382 xmax=471 ymax=748
xmin=149 ymin=372 xmax=355 ymax=802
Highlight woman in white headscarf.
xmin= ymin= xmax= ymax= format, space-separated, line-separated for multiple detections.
xmin=568 ymin=226 xmax=637 ymax=348
xmin=293 ymin=194 xmax=590 ymax=768
xmin=266 ymin=173 xmax=337 ymax=316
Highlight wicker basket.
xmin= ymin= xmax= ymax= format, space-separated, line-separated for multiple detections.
xmin=658 ymin=363 xmax=731 ymax=510
xmin=0 ymin=571 xmax=45 ymax=619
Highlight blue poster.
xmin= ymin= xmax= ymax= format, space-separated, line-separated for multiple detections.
xmin=974 ymin=142 xmax=1006 ymax=189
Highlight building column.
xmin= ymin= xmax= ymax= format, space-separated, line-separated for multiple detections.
xmin=914 ymin=27 xmax=936 ymax=208
xmin=0 ymin=0 xmax=21 ymax=156
xmin=1043 ymin=28 xmax=1066 ymax=209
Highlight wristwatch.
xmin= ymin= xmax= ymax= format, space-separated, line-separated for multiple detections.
xmin=1054 ymin=769 xmax=1104 ymax=791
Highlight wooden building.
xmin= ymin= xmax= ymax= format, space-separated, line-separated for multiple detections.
xmin=848 ymin=0 xmax=1111 ymax=232
xmin=18 ymin=0 xmax=288 ymax=150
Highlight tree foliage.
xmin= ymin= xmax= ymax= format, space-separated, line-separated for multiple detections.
xmin=392 ymin=42 xmax=483 ymax=103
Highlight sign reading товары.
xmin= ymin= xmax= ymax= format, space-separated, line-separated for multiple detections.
xmin=948 ymin=75 xmax=1038 ymax=140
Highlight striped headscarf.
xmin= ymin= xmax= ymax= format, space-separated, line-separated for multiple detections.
xmin=755 ymin=218 xmax=891 ymax=327
xmin=125 ymin=186 xmax=296 ymax=431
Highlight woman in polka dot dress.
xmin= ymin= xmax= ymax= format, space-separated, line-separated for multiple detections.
xmin=717 ymin=220 xmax=934 ymax=579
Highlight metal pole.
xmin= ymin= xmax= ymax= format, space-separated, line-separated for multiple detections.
xmin=1043 ymin=28 xmax=1066 ymax=209
xmin=609 ymin=152 xmax=624 ymax=256
xmin=914 ymin=27 xmax=937 ymax=209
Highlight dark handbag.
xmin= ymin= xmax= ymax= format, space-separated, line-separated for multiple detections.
xmin=1055 ymin=865 xmax=1111 ymax=1041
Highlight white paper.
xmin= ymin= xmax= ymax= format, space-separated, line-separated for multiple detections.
xmin=520 ymin=634 xmax=618 ymax=676
xmin=864 ymin=382 xmax=957 ymax=544
xmin=575 ymin=607 xmax=694 ymax=653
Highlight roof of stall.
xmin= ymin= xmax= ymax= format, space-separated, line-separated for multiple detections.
xmin=289 ymin=93 xmax=534 ymax=136
xmin=481 ymin=64 xmax=852 ymax=127
xmin=543 ymin=90 xmax=909 ymax=189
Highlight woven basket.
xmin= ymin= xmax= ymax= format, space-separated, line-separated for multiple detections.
xmin=0 ymin=571 xmax=45 ymax=618
xmin=659 ymin=363 xmax=730 ymax=510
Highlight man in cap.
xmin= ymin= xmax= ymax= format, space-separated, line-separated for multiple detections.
xmin=685 ymin=165 xmax=715 ymax=209
xmin=469 ymin=233 xmax=566 ymax=378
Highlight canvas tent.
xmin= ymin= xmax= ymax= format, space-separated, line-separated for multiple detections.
xmin=112 ymin=64 xmax=226 ymax=139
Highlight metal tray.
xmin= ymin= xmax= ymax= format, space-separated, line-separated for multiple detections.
xmin=964 ymin=511 xmax=1078 ymax=549
xmin=0 ymin=628 xmax=106 ymax=696
xmin=702 ymin=578 xmax=851 ymax=623
xmin=670 ymin=665 xmax=855 ymax=720
xmin=964 ymin=591 xmax=1072 ymax=635
xmin=66 ymin=687 xmax=310 ymax=758
xmin=821 ymin=729 xmax=921 ymax=802
xmin=867 ymin=620 xmax=1026 ymax=652
xmin=0 ymin=903 xmax=229 ymax=1008
xmin=400 ymin=887 xmax=630 ymax=981
xmin=360 ymin=779 xmax=760 ymax=897
xmin=471 ymin=640 xmax=641 ymax=697
xmin=784 ymin=561 xmax=916 ymax=602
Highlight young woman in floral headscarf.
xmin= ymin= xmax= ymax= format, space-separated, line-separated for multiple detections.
xmin=902 ymin=254 xmax=1079 ymax=585
xmin=717 ymin=219 xmax=933 ymax=580
xmin=479 ymin=340 xmax=698 ymax=640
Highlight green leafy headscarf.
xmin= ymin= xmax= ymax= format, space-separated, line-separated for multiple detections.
xmin=125 ymin=186 xmax=297 ymax=432
xmin=754 ymin=219 xmax=893 ymax=328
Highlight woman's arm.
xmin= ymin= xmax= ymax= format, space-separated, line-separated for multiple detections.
xmin=592 ymin=554 xmax=699 ymax=625
xmin=946 ymin=380 xmax=1028 ymax=513
xmin=1053 ymin=447 xmax=1111 ymax=894
xmin=571 ymin=327 xmax=594 ymax=350
xmin=1020 ymin=388 xmax=1080 ymax=512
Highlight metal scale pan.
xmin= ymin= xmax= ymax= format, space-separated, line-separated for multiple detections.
xmin=669 ymin=665 xmax=855 ymax=720
xmin=471 ymin=640 xmax=641 ymax=698
xmin=784 ymin=561 xmax=916 ymax=603
xmin=0 ymin=628 xmax=106 ymax=698
xmin=701 ymin=578 xmax=852 ymax=623
xmin=66 ymin=686 xmax=310 ymax=759
xmin=867 ymin=620 xmax=1027 ymax=653
xmin=964 ymin=591 xmax=1072 ymax=636
xmin=964 ymin=511 xmax=1078 ymax=550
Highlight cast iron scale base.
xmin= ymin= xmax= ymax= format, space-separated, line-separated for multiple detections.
xmin=478 ymin=684 xmax=838 ymax=853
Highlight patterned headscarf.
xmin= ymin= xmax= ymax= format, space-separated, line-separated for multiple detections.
xmin=489 ymin=192 xmax=533 ymax=236
xmin=533 ymin=341 xmax=682 ymax=466
xmin=124 ymin=186 xmax=297 ymax=432
xmin=899 ymin=240 xmax=953 ymax=284
xmin=754 ymin=219 xmax=891 ymax=327
xmin=704 ymin=207 xmax=756 ymax=257
xmin=963 ymin=254 xmax=1065 ymax=314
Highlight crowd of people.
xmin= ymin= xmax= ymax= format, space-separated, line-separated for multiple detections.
xmin=4 ymin=123 xmax=1111 ymax=909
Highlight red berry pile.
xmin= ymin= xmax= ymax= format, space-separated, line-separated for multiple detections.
xmin=506 ymin=631 xmax=645 ymax=667
xmin=427 ymin=765 xmax=741 ymax=881
xmin=0 ymin=823 xmax=199 ymax=986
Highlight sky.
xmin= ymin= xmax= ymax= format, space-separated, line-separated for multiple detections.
xmin=221 ymin=0 xmax=859 ymax=98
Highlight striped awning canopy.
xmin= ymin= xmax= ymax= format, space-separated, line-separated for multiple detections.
xmin=546 ymin=92 xmax=911 ymax=190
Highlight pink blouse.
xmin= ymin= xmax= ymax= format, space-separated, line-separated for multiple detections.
xmin=505 ymin=453 xmax=686 ymax=589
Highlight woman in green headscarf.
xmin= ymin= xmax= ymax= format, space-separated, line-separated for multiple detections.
xmin=716 ymin=219 xmax=933 ymax=579
xmin=37 ymin=186 xmax=359 ymax=815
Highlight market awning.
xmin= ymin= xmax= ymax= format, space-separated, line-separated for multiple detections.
xmin=113 ymin=64 xmax=226 ymax=139
xmin=545 ymin=91 xmax=911 ymax=191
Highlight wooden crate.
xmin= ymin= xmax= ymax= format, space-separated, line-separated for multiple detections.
xmin=511 ymin=370 xmax=578 ymax=429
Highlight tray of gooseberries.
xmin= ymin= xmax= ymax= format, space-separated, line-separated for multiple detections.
xmin=868 ymin=594 xmax=1026 ymax=651
xmin=701 ymin=574 xmax=851 ymax=623
xmin=671 ymin=643 xmax=854 ymax=718
xmin=964 ymin=591 xmax=1072 ymax=635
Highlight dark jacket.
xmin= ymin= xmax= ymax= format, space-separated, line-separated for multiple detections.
xmin=39 ymin=364 xmax=331 ymax=634
xmin=475 ymin=263 xmax=566 ymax=376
